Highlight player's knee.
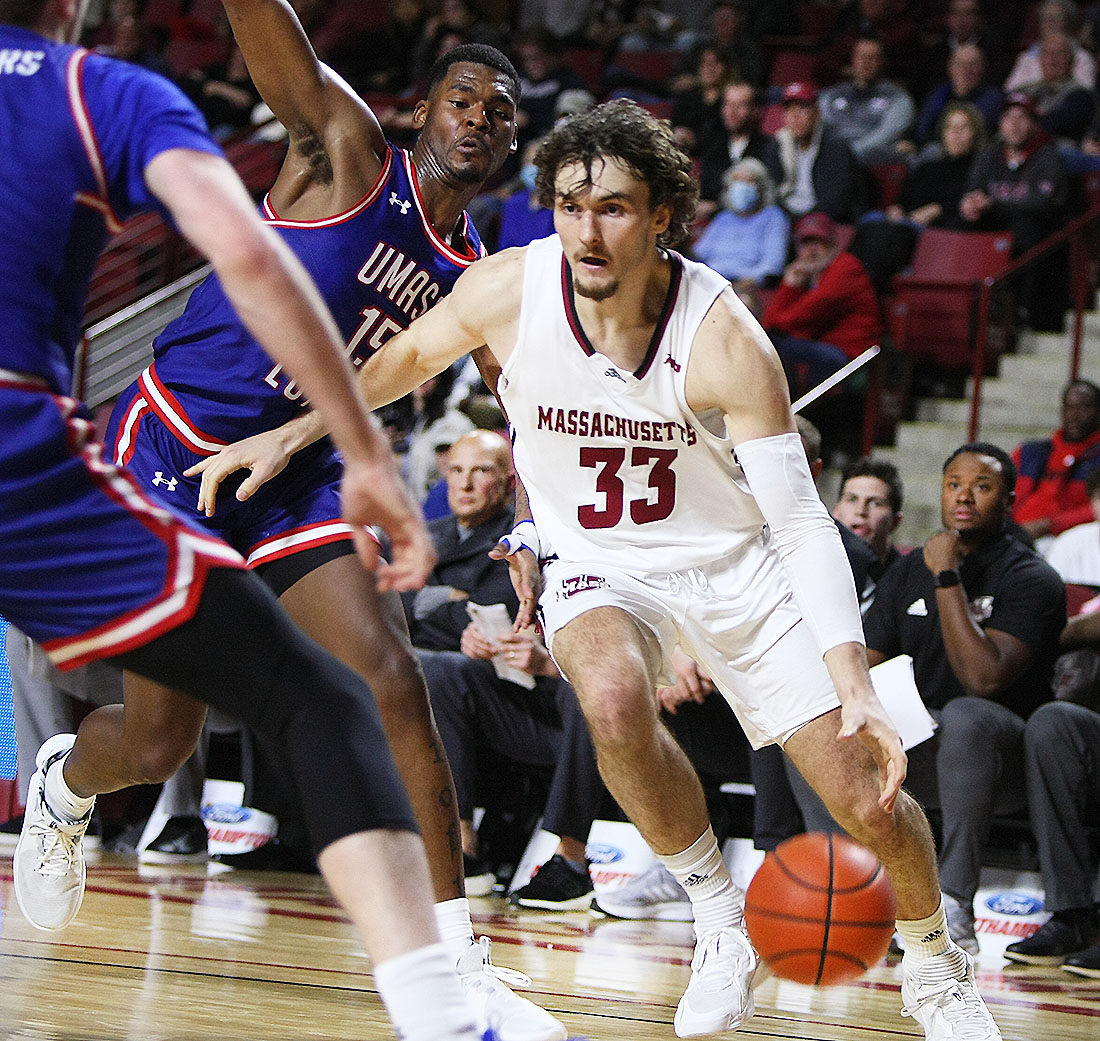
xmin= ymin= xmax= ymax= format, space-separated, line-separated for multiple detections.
xmin=832 ymin=787 xmax=893 ymax=847
xmin=581 ymin=682 xmax=650 ymax=751
xmin=366 ymin=650 xmax=432 ymax=730
xmin=131 ymin=734 xmax=195 ymax=785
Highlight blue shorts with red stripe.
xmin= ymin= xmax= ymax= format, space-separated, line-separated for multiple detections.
xmin=106 ymin=380 xmax=357 ymax=568
xmin=0 ymin=381 xmax=245 ymax=669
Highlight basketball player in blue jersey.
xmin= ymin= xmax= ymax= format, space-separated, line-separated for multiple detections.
xmin=0 ymin=2 xmax=503 ymax=1039
xmin=202 ymin=100 xmax=1005 ymax=1041
xmin=104 ymin=4 xmax=565 ymax=1038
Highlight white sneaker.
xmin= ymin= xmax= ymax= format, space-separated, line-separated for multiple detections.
xmin=674 ymin=926 xmax=758 ymax=1037
xmin=13 ymin=735 xmax=93 ymax=932
xmin=901 ymin=948 xmax=1002 ymax=1040
xmin=592 ymin=861 xmax=693 ymax=921
xmin=457 ymin=936 xmax=567 ymax=1041
xmin=942 ymin=893 xmax=980 ymax=956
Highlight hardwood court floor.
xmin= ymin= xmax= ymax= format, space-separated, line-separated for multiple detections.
xmin=0 ymin=851 xmax=1097 ymax=1040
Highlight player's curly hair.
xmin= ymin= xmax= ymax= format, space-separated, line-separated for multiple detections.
xmin=533 ymin=99 xmax=698 ymax=249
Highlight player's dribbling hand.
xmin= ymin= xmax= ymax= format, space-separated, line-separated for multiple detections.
xmin=341 ymin=458 xmax=436 ymax=591
xmin=184 ymin=427 xmax=296 ymax=515
xmin=489 ymin=541 xmax=542 ymax=631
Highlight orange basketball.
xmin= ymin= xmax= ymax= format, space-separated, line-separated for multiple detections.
xmin=744 ymin=832 xmax=897 ymax=986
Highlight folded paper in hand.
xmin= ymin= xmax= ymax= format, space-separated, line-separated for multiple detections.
xmin=466 ymin=601 xmax=536 ymax=689
xmin=868 ymin=654 xmax=936 ymax=750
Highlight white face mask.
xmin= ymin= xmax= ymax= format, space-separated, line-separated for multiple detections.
xmin=727 ymin=180 xmax=760 ymax=213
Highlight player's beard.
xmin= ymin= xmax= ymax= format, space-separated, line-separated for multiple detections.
xmin=573 ymin=273 xmax=619 ymax=302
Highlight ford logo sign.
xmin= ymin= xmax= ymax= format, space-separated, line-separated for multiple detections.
xmin=202 ymin=804 xmax=249 ymax=825
xmin=983 ymin=891 xmax=1043 ymax=916
xmin=586 ymin=843 xmax=624 ymax=865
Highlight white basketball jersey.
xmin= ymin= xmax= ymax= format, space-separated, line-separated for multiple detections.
xmin=499 ymin=235 xmax=770 ymax=574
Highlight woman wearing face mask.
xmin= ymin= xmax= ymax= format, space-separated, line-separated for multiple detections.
xmin=691 ymin=157 xmax=789 ymax=297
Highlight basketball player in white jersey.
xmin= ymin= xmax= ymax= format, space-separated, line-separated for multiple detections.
xmin=190 ymin=100 xmax=1001 ymax=1041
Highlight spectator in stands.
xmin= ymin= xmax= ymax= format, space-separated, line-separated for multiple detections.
xmin=94 ymin=14 xmax=170 ymax=77
xmin=918 ymin=0 xmax=1010 ymax=93
xmin=762 ymin=211 xmax=883 ymax=400
xmin=496 ymin=138 xmax=555 ymax=251
xmin=818 ymin=34 xmax=916 ymax=163
xmin=688 ymin=0 xmax=765 ymax=88
xmin=1015 ymin=32 xmax=1097 ymax=145
xmin=818 ymin=0 xmax=919 ymax=85
xmin=178 ymin=41 xmax=261 ymax=139
xmin=288 ymin=0 xmax=377 ymax=93
xmin=774 ymin=81 xmax=866 ymax=222
xmin=1005 ymin=0 xmax=1096 ymax=93
xmin=670 ymin=43 xmax=732 ymax=158
xmin=691 ymin=158 xmax=788 ymax=308
xmin=960 ymin=91 xmax=1070 ymax=330
xmin=361 ymin=0 xmax=430 ymax=96
xmin=512 ymin=27 xmax=588 ymax=157
xmin=863 ymin=442 xmax=1066 ymax=953
xmin=887 ymin=102 xmax=986 ymax=231
xmin=411 ymin=0 xmax=504 ymax=89
xmin=1002 ymin=699 xmax=1100 ymax=972
xmin=409 ymin=431 xmax=574 ymax=894
xmin=1044 ymin=468 xmax=1100 ymax=586
xmin=913 ymin=43 xmax=1003 ymax=148
xmin=513 ymin=0 xmax=591 ymax=46
xmin=832 ymin=457 xmax=906 ymax=581
xmin=1012 ymin=379 xmax=1100 ymax=548
xmin=697 ymin=80 xmax=782 ymax=219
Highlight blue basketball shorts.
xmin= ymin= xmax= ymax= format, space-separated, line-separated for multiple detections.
xmin=0 ymin=378 xmax=245 ymax=669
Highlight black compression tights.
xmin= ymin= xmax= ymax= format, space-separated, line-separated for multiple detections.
xmin=113 ymin=567 xmax=418 ymax=852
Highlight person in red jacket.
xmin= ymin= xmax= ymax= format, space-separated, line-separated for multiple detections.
xmin=762 ymin=211 xmax=883 ymax=400
xmin=1013 ymin=380 xmax=1100 ymax=549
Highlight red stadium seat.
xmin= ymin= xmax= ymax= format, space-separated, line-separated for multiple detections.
xmin=886 ymin=229 xmax=1014 ymax=369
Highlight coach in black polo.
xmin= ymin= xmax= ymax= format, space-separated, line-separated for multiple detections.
xmin=863 ymin=441 xmax=1065 ymax=954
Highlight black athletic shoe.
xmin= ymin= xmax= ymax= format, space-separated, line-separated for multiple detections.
xmin=140 ymin=816 xmax=209 ymax=865
xmin=1005 ymin=912 xmax=1097 ymax=965
xmin=510 ymin=855 xmax=593 ymax=911
xmin=1063 ymin=941 xmax=1100 ymax=978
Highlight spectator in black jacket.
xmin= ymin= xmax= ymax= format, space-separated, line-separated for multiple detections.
xmin=774 ymin=81 xmax=866 ymax=223
xmin=961 ymin=92 xmax=1070 ymax=329
xmin=697 ymin=80 xmax=782 ymax=220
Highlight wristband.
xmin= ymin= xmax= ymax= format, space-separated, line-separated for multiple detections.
xmin=498 ymin=520 xmax=541 ymax=558
xmin=934 ymin=569 xmax=961 ymax=588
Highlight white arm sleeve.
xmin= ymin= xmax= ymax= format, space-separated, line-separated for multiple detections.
xmin=735 ymin=431 xmax=865 ymax=655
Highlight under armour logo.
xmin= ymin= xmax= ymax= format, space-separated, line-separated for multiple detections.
xmin=389 ymin=192 xmax=411 ymax=213
xmin=604 ymin=367 xmax=626 ymax=382
xmin=664 ymin=354 xmax=681 ymax=372
xmin=152 ymin=471 xmax=178 ymax=491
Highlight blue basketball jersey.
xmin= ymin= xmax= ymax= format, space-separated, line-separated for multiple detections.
xmin=141 ymin=144 xmax=484 ymax=453
xmin=0 ymin=26 xmax=220 ymax=394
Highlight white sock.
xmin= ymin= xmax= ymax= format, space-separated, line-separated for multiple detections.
xmin=659 ymin=827 xmax=743 ymax=937
xmin=373 ymin=942 xmax=480 ymax=1041
xmin=434 ymin=897 xmax=475 ymax=964
xmin=896 ymin=897 xmax=954 ymax=960
xmin=43 ymin=752 xmax=95 ymax=823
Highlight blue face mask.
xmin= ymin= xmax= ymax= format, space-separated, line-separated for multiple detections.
xmin=519 ymin=164 xmax=538 ymax=192
xmin=727 ymin=180 xmax=760 ymax=213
